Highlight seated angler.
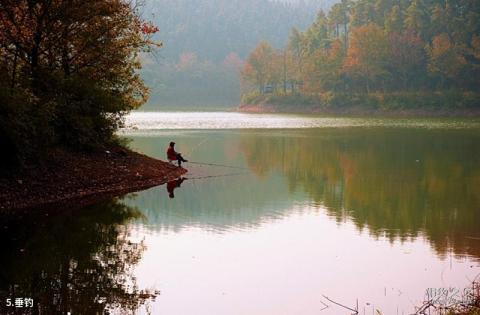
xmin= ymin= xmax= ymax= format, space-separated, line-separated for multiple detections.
xmin=166 ymin=141 xmax=188 ymax=167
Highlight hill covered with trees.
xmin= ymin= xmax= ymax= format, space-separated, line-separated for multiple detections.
xmin=139 ymin=0 xmax=331 ymax=108
xmin=240 ymin=0 xmax=480 ymax=113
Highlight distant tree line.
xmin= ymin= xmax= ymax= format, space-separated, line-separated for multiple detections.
xmin=0 ymin=0 xmax=157 ymax=167
xmin=241 ymin=0 xmax=480 ymax=108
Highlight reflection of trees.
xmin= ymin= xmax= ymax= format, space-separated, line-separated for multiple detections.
xmin=240 ymin=129 xmax=480 ymax=259
xmin=124 ymin=172 xmax=300 ymax=233
xmin=126 ymin=133 xmax=302 ymax=232
xmin=0 ymin=199 xmax=157 ymax=314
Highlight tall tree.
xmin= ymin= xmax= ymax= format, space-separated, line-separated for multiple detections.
xmin=350 ymin=0 xmax=376 ymax=27
xmin=241 ymin=41 xmax=276 ymax=93
xmin=404 ymin=0 xmax=428 ymax=36
xmin=426 ymin=33 xmax=467 ymax=88
xmin=341 ymin=0 xmax=352 ymax=50
xmin=329 ymin=3 xmax=344 ymax=38
xmin=343 ymin=23 xmax=389 ymax=93
xmin=287 ymin=28 xmax=307 ymax=90
xmin=384 ymin=5 xmax=403 ymax=34
xmin=303 ymin=39 xmax=345 ymax=93
xmin=387 ymin=30 xmax=426 ymax=89
xmin=0 ymin=0 xmax=158 ymax=164
xmin=303 ymin=11 xmax=331 ymax=54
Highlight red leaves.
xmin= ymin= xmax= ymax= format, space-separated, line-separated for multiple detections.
xmin=140 ymin=22 xmax=159 ymax=35
xmin=223 ymin=52 xmax=244 ymax=70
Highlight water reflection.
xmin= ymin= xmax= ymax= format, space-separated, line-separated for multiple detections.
xmin=239 ymin=129 xmax=480 ymax=259
xmin=127 ymin=128 xmax=480 ymax=260
xmin=125 ymin=172 xmax=299 ymax=233
xmin=117 ymin=126 xmax=480 ymax=314
xmin=126 ymin=132 xmax=303 ymax=231
xmin=167 ymin=177 xmax=187 ymax=199
xmin=0 ymin=199 xmax=157 ymax=314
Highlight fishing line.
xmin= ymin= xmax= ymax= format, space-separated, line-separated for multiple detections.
xmin=185 ymin=172 xmax=249 ymax=180
xmin=188 ymin=161 xmax=248 ymax=171
xmin=186 ymin=137 xmax=209 ymax=155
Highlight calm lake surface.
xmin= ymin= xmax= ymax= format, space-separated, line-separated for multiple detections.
xmin=2 ymin=112 xmax=480 ymax=314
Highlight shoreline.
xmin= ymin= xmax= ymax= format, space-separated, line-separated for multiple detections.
xmin=238 ymin=103 xmax=480 ymax=117
xmin=0 ymin=148 xmax=187 ymax=212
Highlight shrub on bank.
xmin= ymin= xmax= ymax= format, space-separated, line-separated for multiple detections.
xmin=0 ymin=76 xmax=131 ymax=169
xmin=241 ymin=91 xmax=265 ymax=105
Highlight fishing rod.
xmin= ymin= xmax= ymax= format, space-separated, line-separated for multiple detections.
xmin=187 ymin=161 xmax=249 ymax=171
xmin=185 ymin=138 xmax=209 ymax=155
xmin=185 ymin=172 xmax=249 ymax=180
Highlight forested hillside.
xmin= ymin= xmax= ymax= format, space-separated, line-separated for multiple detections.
xmin=241 ymin=0 xmax=480 ymax=112
xmin=140 ymin=0 xmax=331 ymax=108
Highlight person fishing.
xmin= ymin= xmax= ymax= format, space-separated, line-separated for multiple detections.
xmin=166 ymin=141 xmax=188 ymax=166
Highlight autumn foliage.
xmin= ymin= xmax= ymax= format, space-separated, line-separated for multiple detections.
xmin=0 ymin=0 xmax=158 ymax=167
xmin=241 ymin=0 xmax=480 ymax=106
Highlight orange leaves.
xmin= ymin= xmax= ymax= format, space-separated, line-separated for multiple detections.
xmin=300 ymin=38 xmax=345 ymax=93
xmin=0 ymin=0 xmax=161 ymax=109
xmin=241 ymin=41 xmax=278 ymax=89
xmin=0 ymin=1 xmax=35 ymax=53
xmin=140 ymin=22 xmax=159 ymax=35
xmin=247 ymin=41 xmax=275 ymax=70
xmin=472 ymin=35 xmax=480 ymax=60
xmin=426 ymin=33 xmax=467 ymax=82
xmin=342 ymin=23 xmax=389 ymax=88
xmin=389 ymin=30 xmax=424 ymax=69
xmin=223 ymin=52 xmax=244 ymax=70
xmin=431 ymin=34 xmax=454 ymax=55
xmin=347 ymin=23 xmax=388 ymax=66
xmin=328 ymin=39 xmax=343 ymax=60
xmin=388 ymin=30 xmax=424 ymax=62
xmin=342 ymin=47 xmax=360 ymax=71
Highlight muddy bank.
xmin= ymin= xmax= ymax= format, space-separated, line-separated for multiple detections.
xmin=0 ymin=147 xmax=187 ymax=211
xmin=238 ymin=103 xmax=480 ymax=117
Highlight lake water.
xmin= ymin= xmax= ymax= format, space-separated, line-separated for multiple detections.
xmin=1 ymin=112 xmax=480 ymax=314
